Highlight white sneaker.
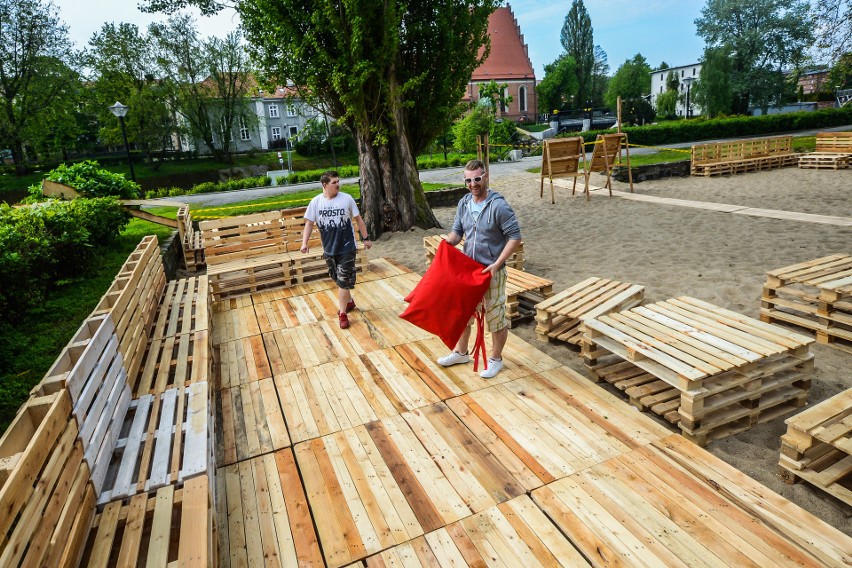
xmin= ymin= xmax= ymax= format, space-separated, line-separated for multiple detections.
xmin=479 ymin=358 xmax=503 ymax=379
xmin=437 ymin=351 xmax=470 ymax=366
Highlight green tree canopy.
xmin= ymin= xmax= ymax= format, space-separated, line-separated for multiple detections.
xmin=0 ymin=0 xmax=76 ymax=173
xmin=536 ymin=55 xmax=579 ymax=113
xmin=695 ymin=0 xmax=812 ymax=114
xmin=811 ymin=0 xmax=852 ymax=61
xmin=604 ymin=53 xmax=652 ymax=108
xmin=560 ymin=0 xmax=595 ymax=107
xmin=692 ymin=46 xmax=734 ymax=117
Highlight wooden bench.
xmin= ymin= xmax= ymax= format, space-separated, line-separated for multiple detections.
xmin=535 ymin=276 xmax=644 ymax=347
xmin=583 ymin=296 xmax=815 ymax=445
xmin=423 ymin=233 xmax=525 ymax=270
xmin=761 ymin=253 xmax=852 ymax=354
xmin=779 ymin=387 xmax=852 ymax=505
xmin=177 ymin=204 xmax=206 ymax=271
xmin=1 ymin=234 xmax=217 ymax=565
xmin=798 ymin=131 xmax=852 ymax=170
xmin=691 ymin=135 xmax=800 ymax=176
xmin=201 ymin=208 xmax=367 ymax=301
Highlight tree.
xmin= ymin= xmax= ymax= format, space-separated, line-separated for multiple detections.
xmin=478 ymin=80 xmax=513 ymax=117
xmin=812 ymin=0 xmax=852 ymax=61
xmin=0 ymin=0 xmax=76 ymax=173
xmin=826 ymin=52 xmax=852 ymax=90
xmin=141 ymin=0 xmax=496 ymax=237
xmin=86 ymin=23 xmax=175 ymax=166
xmin=21 ymin=59 xmax=85 ymax=162
xmin=560 ymin=0 xmax=595 ymax=108
xmin=536 ymin=56 xmax=579 ymax=113
xmin=692 ymin=46 xmax=734 ymax=117
xmin=604 ymin=54 xmax=652 ymax=108
xmin=589 ymin=45 xmax=610 ymax=107
xmin=695 ymin=0 xmax=812 ymax=114
xmin=149 ymin=16 xmax=255 ymax=163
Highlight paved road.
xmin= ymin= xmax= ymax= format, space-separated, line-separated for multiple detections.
xmin=160 ymin=124 xmax=852 ymax=207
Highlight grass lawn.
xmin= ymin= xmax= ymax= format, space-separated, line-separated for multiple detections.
xmin=0 ymin=218 xmax=174 ymax=432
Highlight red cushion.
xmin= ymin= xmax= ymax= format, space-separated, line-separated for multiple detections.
xmin=400 ymin=240 xmax=491 ymax=349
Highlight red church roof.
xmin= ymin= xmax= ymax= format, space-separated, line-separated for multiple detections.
xmin=471 ymin=5 xmax=535 ymax=82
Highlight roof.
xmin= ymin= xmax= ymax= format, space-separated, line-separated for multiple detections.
xmin=471 ymin=5 xmax=535 ymax=82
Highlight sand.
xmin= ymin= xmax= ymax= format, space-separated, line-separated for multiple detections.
xmin=369 ymin=166 xmax=852 ymax=535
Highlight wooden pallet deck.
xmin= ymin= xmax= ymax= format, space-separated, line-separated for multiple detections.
xmin=779 ymin=387 xmax=852 ymax=505
xmin=203 ymin=259 xmax=852 ymax=566
xmin=761 ymin=253 xmax=852 ymax=354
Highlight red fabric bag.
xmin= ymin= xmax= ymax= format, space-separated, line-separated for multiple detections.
xmin=401 ymin=240 xmax=491 ymax=364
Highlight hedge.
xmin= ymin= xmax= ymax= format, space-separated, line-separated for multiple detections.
xmin=567 ymin=106 xmax=852 ymax=147
xmin=0 ymin=198 xmax=129 ymax=322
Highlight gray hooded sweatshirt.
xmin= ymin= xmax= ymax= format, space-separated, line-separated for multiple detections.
xmin=452 ymin=189 xmax=522 ymax=268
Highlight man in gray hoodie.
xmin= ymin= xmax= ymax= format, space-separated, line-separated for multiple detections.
xmin=436 ymin=159 xmax=522 ymax=378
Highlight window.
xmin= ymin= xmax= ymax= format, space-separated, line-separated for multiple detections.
xmin=693 ymin=68 xmax=696 ymax=76
xmin=660 ymin=85 xmax=663 ymax=93
xmin=271 ymin=126 xmax=281 ymax=141
xmin=518 ymin=86 xmax=527 ymax=112
xmin=681 ymin=70 xmax=684 ymax=77
xmin=288 ymin=126 xmax=298 ymax=138
xmin=239 ymin=117 xmax=250 ymax=141
xmin=286 ymin=104 xmax=296 ymax=117
xmin=660 ymin=73 xmax=663 ymax=80
xmin=501 ymin=87 xmax=509 ymax=113
xmin=269 ymin=104 xmax=279 ymax=118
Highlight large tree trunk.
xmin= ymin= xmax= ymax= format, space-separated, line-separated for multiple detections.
xmin=356 ymin=94 xmax=441 ymax=237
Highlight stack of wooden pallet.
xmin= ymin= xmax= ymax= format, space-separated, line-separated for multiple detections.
xmin=177 ymin=204 xmax=206 ymax=271
xmin=583 ymin=296 xmax=815 ymax=445
xmin=761 ymin=253 xmax=852 ymax=353
xmin=202 ymin=208 xmax=367 ymax=300
xmin=798 ymin=132 xmax=852 ymax=170
xmin=691 ymin=135 xmax=799 ymax=176
xmin=779 ymin=387 xmax=852 ymax=506
xmin=535 ymin=276 xmax=644 ymax=347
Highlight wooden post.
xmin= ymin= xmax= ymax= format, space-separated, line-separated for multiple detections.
xmin=617 ymin=96 xmax=622 ymax=133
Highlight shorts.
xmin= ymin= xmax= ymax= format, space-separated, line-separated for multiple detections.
xmin=469 ymin=266 xmax=507 ymax=332
xmin=324 ymin=250 xmax=357 ymax=289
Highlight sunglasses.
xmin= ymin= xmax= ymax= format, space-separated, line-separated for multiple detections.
xmin=463 ymin=175 xmax=485 ymax=184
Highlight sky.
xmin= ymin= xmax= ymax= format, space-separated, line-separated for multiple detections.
xmin=53 ymin=0 xmax=707 ymax=74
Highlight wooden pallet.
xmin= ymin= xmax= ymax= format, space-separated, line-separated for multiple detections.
xmin=92 ymin=235 xmax=166 ymax=381
xmin=535 ymin=276 xmax=644 ymax=346
xmin=274 ymin=356 xmax=434 ymax=445
xmin=215 ymin=335 xmax=272 ymax=389
xmin=131 ymin=330 xmax=211 ymax=396
xmin=216 ymin=449 xmax=323 ymax=567
xmin=584 ymin=296 xmax=815 ymax=445
xmin=0 ymin=391 xmax=96 ymax=568
xmin=423 ymin=234 xmax=525 ymax=270
xmin=533 ymin=434 xmax=851 ymax=567
xmin=177 ymin=204 xmax=206 ymax=271
xmin=216 ymin=378 xmax=290 ymax=466
xmin=505 ymin=267 xmax=553 ymax=327
xmin=97 ymin=383 xmax=215 ymax=505
xmin=82 ymin=475 xmax=216 ymax=567
xmin=150 ymin=275 xmax=210 ymax=340
xmin=351 ymin=495 xmax=589 ymax=567
xmin=212 ymin=299 xmax=260 ymax=345
xmin=798 ymin=152 xmax=851 ymax=169
xmin=779 ymin=387 xmax=852 ymax=505
xmin=761 ymin=253 xmax=852 ymax=354
xmin=206 ymin=253 xmax=294 ymax=301
xmin=31 ymin=314 xmax=131 ymax=494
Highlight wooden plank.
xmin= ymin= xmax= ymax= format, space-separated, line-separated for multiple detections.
xmin=216 ymin=378 xmax=290 ymax=466
xmin=132 ymin=330 xmax=210 ymax=396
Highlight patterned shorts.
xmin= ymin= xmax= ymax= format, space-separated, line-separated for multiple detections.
xmin=469 ymin=267 xmax=507 ymax=332
xmin=324 ymin=250 xmax=357 ymax=289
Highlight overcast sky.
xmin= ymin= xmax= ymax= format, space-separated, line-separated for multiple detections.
xmin=53 ymin=0 xmax=706 ymax=74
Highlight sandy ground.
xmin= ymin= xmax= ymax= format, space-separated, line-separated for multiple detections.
xmin=368 ymin=166 xmax=852 ymax=535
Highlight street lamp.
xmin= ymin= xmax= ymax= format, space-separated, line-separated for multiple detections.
xmin=682 ymin=77 xmax=695 ymax=119
xmin=108 ymin=102 xmax=136 ymax=182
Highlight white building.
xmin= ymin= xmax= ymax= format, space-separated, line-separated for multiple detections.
xmin=650 ymin=63 xmax=703 ymax=117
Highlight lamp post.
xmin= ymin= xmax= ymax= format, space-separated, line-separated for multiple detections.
xmin=108 ymin=101 xmax=136 ymax=182
xmin=682 ymin=77 xmax=695 ymax=119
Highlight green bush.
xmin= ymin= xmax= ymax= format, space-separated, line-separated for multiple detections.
xmin=566 ymin=106 xmax=852 ymax=147
xmin=28 ymin=160 xmax=141 ymax=200
xmin=0 ymin=198 xmax=129 ymax=322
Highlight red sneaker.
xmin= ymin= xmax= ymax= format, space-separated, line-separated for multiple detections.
xmin=345 ymin=299 xmax=356 ymax=313
xmin=339 ymin=311 xmax=350 ymax=329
